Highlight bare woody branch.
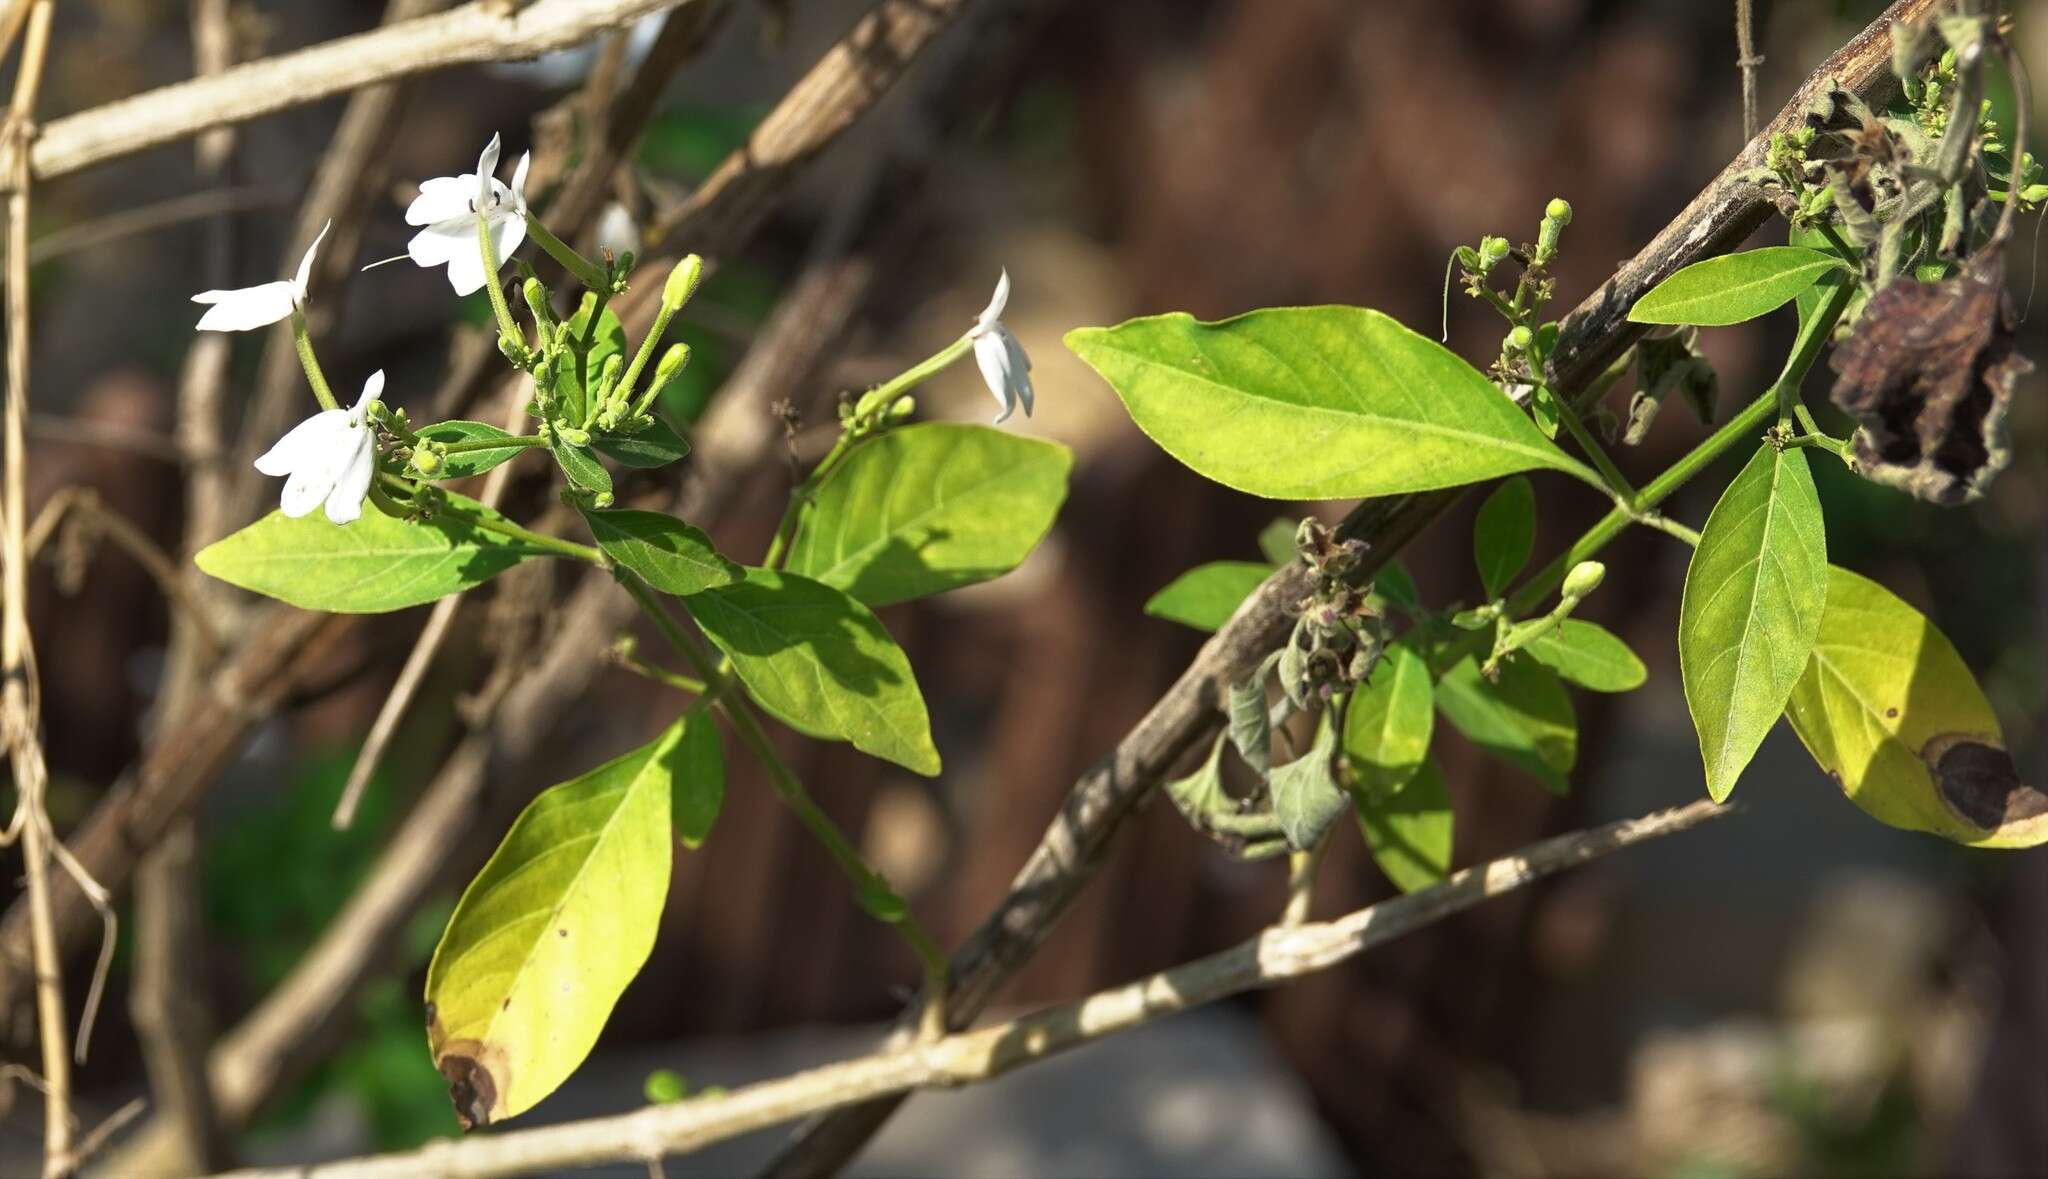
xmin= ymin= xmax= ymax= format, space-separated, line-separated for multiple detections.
xmin=0 ymin=0 xmax=705 ymax=192
xmin=768 ymin=1 xmax=1938 ymax=1170
xmin=209 ymin=801 xmax=1730 ymax=1179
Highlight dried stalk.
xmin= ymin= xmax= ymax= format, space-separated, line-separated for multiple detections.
xmin=210 ymin=801 xmax=1730 ymax=1179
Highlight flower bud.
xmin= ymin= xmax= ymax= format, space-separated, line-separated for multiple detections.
xmin=1478 ymin=235 xmax=1511 ymax=270
xmin=1562 ymin=560 xmax=1606 ymax=600
xmin=556 ymin=425 xmax=591 ymax=447
xmin=411 ymin=444 xmax=445 ymax=477
xmin=1506 ymin=325 xmax=1534 ymax=354
xmin=1544 ymin=198 xmax=1573 ymax=226
xmin=522 ymin=278 xmax=554 ymax=329
xmin=596 ymin=353 xmax=624 ymax=403
xmin=662 ymin=254 xmax=705 ymax=311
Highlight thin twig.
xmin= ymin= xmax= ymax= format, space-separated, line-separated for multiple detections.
xmin=23 ymin=488 xmax=226 ymax=663
xmin=1737 ymin=0 xmax=1763 ymax=143
xmin=0 ymin=4 xmax=71 ymax=1174
xmin=0 ymin=0 xmax=710 ymax=192
xmin=210 ymin=801 xmax=1731 ymax=1179
xmin=22 ymin=182 xmax=294 ymax=265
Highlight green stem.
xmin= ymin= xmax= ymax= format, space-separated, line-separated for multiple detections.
xmin=407 ymin=479 xmax=605 ymax=564
xmin=612 ymin=649 xmax=710 ymax=698
xmin=863 ymin=334 xmax=976 ymax=420
xmin=290 ymin=309 xmax=338 ymax=412
xmin=476 ymin=214 xmax=520 ymax=345
xmin=1501 ymin=271 xmax=1854 ymax=618
xmin=441 ymin=434 xmax=547 ymax=455
xmin=572 ymin=289 xmax=613 ymax=428
xmin=1553 ymin=392 xmax=1637 ymax=504
xmin=525 ymin=213 xmax=611 ymax=292
xmin=619 ymin=578 xmax=952 ymax=1006
xmin=616 ymin=304 xmax=679 ymax=415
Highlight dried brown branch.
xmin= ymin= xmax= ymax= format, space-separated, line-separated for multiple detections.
xmin=0 ymin=0 xmax=709 ymax=193
xmin=766 ymin=2 xmax=1937 ymax=1172
xmin=210 ymin=801 xmax=1730 ymax=1179
xmin=0 ymin=3 xmax=75 ymax=1173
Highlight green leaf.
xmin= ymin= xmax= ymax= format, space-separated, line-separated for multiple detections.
xmin=195 ymin=491 xmax=552 ymax=613
xmin=1066 ymin=306 xmax=1595 ymax=500
xmin=671 ymin=712 xmax=724 ymax=848
xmin=1629 ymin=246 xmax=1848 ymax=326
xmin=580 ymin=508 xmax=740 ymax=596
xmin=1165 ymin=733 xmax=1286 ymax=858
xmin=1227 ymin=674 xmax=1273 ymax=777
xmin=1786 ymin=567 xmax=2047 ymax=847
xmin=592 ymin=417 xmax=691 ymax=469
xmin=551 ymin=436 xmax=613 ymax=496
xmin=1257 ymin=517 xmax=1299 ymax=566
xmin=424 ymin=718 xmax=689 ymax=1128
xmin=1436 ymin=656 xmax=1576 ymax=794
xmin=1523 ymin=620 xmax=1647 ymax=693
xmin=1269 ymin=712 xmax=1345 ymax=850
xmin=1355 ymin=757 xmax=1453 ymax=894
xmin=1341 ymin=642 xmax=1433 ymax=795
xmin=1679 ymin=444 xmax=1827 ymax=801
xmin=784 ymin=423 xmax=1072 ymax=607
xmin=555 ymin=304 xmax=628 ymax=412
xmin=1144 ymin=561 xmax=1271 ymax=632
xmin=1473 ymin=476 xmax=1535 ymax=598
xmin=688 ymin=569 xmax=940 ymax=775
xmin=416 ymin=421 xmax=529 ymax=479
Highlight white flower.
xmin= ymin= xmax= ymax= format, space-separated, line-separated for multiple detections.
xmin=191 ymin=220 xmax=330 ymax=331
xmin=403 ymin=134 xmax=530 ymax=296
xmin=253 ymin=370 xmax=384 ymax=525
xmin=594 ymin=201 xmax=641 ymax=260
xmin=969 ymin=270 xmax=1034 ymax=424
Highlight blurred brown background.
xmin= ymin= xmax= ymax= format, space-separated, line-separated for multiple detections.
xmin=9 ymin=0 xmax=2048 ymax=1174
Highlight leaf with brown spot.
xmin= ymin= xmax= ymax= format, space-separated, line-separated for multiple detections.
xmin=424 ymin=716 xmax=697 ymax=1126
xmin=1828 ymin=255 xmax=2031 ymax=506
xmin=1785 ymin=566 xmax=2048 ymax=846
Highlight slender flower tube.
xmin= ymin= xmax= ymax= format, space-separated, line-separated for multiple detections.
xmin=191 ymin=219 xmax=331 ymax=331
xmin=969 ymin=270 xmax=1035 ymax=424
xmin=404 ymin=133 xmax=530 ymax=295
xmin=253 ymin=370 xmax=385 ymax=524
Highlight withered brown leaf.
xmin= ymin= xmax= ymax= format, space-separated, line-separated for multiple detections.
xmin=1827 ymin=254 xmax=2030 ymax=506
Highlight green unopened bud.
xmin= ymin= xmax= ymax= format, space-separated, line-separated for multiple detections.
xmin=556 ymin=425 xmax=591 ymax=447
xmin=596 ymin=353 xmax=624 ymax=403
xmin=411 ymin=444 xmax=446 ymax=478
xmin=1506 ymin=325 xmax=1534 ymax=354
xmin=1478 ymin=235 xmax=1511 ymax=270
xmin=1544 ymin=198 xmax=1573 ymax=226
xmin=653 ymin=342 xmax=690 ymax=390
xmin=522 ymin=278 xmax=555 ymax=330
xmin=886 ymin=395 xmax=916 ymax=421
xmin=662 ymin=254 xmax=705 ymax=311
xmin=1536 ymin=199 xmax=1571 ymax=263
xmin=1562 ymin=560 xmax=1606 ymax=600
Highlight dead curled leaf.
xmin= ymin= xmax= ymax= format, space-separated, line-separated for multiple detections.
xmin=1827 ymin=253 xmax=2031 ymax=506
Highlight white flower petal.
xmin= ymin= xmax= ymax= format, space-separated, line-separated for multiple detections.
xmin=279 ymin=467 xmax=329 ymax=517
xmin=442 ymin=239 xmax=490 ymax=296
xmin=353 ymin=369 xmax=386 ymax=415
xmin=322 ymin=433 xmax=378 ymax=524
xmin=490 ymin=211 xmax=526 ymax=269
xmin=293 ymin=219 xmax=332 ymax=297
xmin=975 ymin=330 xmax=1018 ymax=424
xmin=405 ymin=176 xmax=477 ymax=226
xmin=1003 ymin=327 xmax=1035 ymax=417
xmin=193 ymin=281 xmax=299 ymax=331
xmin=407 ymin=221 xmax=469 ymax=267
xmin=509 ymin=152 xmax=531 ymax=212
xmin=594 ymin=202 xmax=640 ymax=259
xmin=476 ymin=134 xmax=503 ymax=210
xmin=254 ymin=408 xmax=348 ymax=476
xmin=974 ymin=270 xmax=1011 ymax=334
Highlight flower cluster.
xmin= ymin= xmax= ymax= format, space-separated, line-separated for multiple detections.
xmin=193 ymin=134 xmax=1035 ymax=526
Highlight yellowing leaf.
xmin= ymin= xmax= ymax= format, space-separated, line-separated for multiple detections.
xmin=1785 ymin=567 xmax=2047 ymax=847
xmin=424 ymin=718 xmax=692 ymax=1128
